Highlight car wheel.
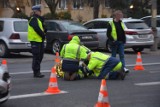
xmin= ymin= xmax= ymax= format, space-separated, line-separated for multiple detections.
xmin=106 ymin=40 xmax=111 ymax=52
xmin=52 ymin=40 xmax=61 ymax=54
xmin=132 ymin=47 xmax=144 ymax=53
xmin=0 ymin=42 xmax=9 ymax=58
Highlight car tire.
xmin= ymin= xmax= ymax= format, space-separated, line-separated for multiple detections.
xmin=132 ymin=47 xmax=144 ymax=53
xmin=52 ymin=40 xmax=61 ymax=54
xmin=0 ymin=42 xmax=9 ymax=58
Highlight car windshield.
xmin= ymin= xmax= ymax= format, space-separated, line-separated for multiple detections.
xmin=61 ymin=21 xmax=87 ymax=31
xmin=124 ymin=21 xmax=149 ymax=29
xmin=14 ymin=21 xmax=28 ymax=32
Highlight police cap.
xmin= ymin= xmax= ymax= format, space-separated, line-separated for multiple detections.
xmin=32 ymin=4 xmax=41 ymax=11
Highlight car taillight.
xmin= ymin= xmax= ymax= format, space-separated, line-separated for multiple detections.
xmin=9 ymin=33 xmax=20 ymax=39
xmin=68 ymin=35 xmax=73 ymax=41
xmin=125 ymin=31 xmax=138 ymax=35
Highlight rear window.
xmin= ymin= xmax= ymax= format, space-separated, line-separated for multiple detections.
xmin=124 ymin=21 xmax=149 ymax=29
xmin=14 ymin=21 xmax=28 ymax=32
xmin=61 ymin=21 xmax=87 ymax=31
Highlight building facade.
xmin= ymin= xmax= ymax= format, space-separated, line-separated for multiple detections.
xmin=0 ymin=0 xmax=112 ymax=22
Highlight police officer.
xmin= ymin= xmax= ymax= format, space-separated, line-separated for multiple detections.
xmin=28 ymin=5 xmax=46 ymax=78
xmin=86 ymin=51 xmax=126 ymax=80
xmin=60 ymin=36 xmax=88 ymax=80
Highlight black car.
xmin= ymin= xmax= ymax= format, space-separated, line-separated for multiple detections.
xmin=45 ymin=20 xmax=99 ymax=54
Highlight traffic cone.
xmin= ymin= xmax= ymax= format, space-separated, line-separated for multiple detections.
xmin=55 ymin=52 xmax=60 ymax=63
xmin=134 ymin=52 xmax=144 ymax=71
xmin=1 ymin=59 xmax=8 ymax=72
xmin=95 ymin=79 xmax=111 ymax=107
xmin=45 ymin=67 xmax=61 ymax=94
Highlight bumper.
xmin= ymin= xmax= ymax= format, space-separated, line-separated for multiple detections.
xmin=8 ymin=42 xmax=31 ymax=49
xmin=125 ymin=41 xmax=154 ymax=48
xmin=82 ymin=41 xmax=99 ymax=49
xmin=0 ymin=80 xmax=10 ymax=103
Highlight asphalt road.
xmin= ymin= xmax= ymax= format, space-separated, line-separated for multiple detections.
xmin=1 ymin=49 xmax=160 ymax=107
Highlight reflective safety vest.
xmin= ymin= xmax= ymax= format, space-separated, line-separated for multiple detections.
xmin=109 ymin=21 xmax=125 ymax=41
xmin=87 ymin=52 xmax=110 ymax=77
xmin=61 ymin=43 xmax=81 ymax=60
xmin=28 ymin=17 xmax=44 ymax=42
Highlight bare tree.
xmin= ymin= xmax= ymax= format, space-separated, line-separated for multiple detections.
xmin=93 ymin=0 xmax=100 ymax=19
xmin=44 ymin=0 xmax=60 ymax=16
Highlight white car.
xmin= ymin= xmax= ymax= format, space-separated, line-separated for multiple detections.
xmin=83 ymin=18 xmax=154 ymax=52
xmin=0 ymin=64 xmax=11 ymax=103
xmin=141 ymin=15 xmax=160 ymax=48
xmin=0 ymin=18 xmax=31 ymax=58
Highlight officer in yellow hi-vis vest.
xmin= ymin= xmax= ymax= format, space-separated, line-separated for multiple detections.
xmin=28 ymin=5 xmax=46 ymax=78
xmin=86 ymin=51 xmax=126 ymax=80
xmin=60 ymin=36 xmax=89 ymax=81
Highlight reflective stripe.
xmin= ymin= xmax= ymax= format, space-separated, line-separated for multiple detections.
xmin=49 ymin=82 xmax=58 ymax=87
xmin=50 ymin=73 xmax=57 ymax=78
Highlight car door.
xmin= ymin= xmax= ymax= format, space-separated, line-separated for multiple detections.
xmin=84 ymin=21 xmax=107 ymax=49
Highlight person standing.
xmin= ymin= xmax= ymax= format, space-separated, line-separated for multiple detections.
xmin=28 ymin=5 xmax=46 ymax=78
xmin=107 ymin=10 xmax=129 ymax=73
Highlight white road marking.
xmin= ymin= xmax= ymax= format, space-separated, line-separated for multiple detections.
xmin=9 ymin=91 xmax=68 ymax=100
xmin=10 ymin=70 xmax=50 ymax=75
xmin=126 ymin=62 xmax=160 ymax=67
xmin=135 ymin=81 xmax=160 ymax=86
xmin=10 ymin=62 xmax=160 ymax=75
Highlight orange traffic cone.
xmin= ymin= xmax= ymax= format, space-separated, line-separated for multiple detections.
xmin=45 ymin=67 xmax=61 ymax=94
xmin=55 ymin=52 xmax=60 ymax=63
xmin=134 ymin=52 xmax=144 ymax=71
xmin=1 ymin=59 xmax=8 ymax=72
xmin=95 ymin=79 xmax=111 ymax=107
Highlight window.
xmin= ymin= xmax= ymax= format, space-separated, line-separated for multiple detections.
xmin=124 ymin=21 xmax=149 ymax=29
xmin=45 ymin=22 xmax=61 ymax=31
xmin=0 ymin=21 xmax=4 ymax=32
xmin=59 ymin=0 xmax=67 ymax=9
xmin=14 ymin=21 xmax=28 ymax=32
xmin=32 ymin=0 xmax=41 ymax=5
xmin=73 ymin=0 xmax=84 ymax=9
xmin=105 ymin=0 xmax=110 ymax=8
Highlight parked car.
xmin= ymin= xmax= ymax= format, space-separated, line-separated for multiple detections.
xmin=45 ymin=20 xmax=99 ymax=53
xmin=141 ymin=15 xmax=160 ymax=47
xmin=0 ymin=64 xmax=10 ymax=103
xmin=83 ymin=18 xmax=154 ymax=52
xmin=0 ymin=18 xmax=31 ymax=58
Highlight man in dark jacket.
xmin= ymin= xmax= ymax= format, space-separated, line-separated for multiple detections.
xmin=28 ymin=5 xmax=46 ymax=78
xmin=107 ymin=10 xmax=129 ymax=73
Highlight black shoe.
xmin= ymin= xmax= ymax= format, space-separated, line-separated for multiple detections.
xmin=118 ymin=69 xmax=126 ymax=80
xmin=34 ymin=74 xmax=45 ymax=78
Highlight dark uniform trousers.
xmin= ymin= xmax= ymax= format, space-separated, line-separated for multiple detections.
xmin=31 ymin=41 xmax=44 ymax=75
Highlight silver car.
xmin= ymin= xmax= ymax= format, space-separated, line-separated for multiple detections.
xmin=83 ymin=18 xmax=154 ymax=52
xmin=141 ymin=15 xmax=160 ymax=47
xmin=0 ymin=64 xmax=11 ymax=103
xmin=0 ymin=18 xmax=31 ymax=58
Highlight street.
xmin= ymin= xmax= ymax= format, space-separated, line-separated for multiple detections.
xmin=1 ymin=49 xmax=160 ymax=107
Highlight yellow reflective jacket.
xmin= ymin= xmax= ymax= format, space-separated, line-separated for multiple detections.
xmin=28 ymin=17 xmax=44 ymax=42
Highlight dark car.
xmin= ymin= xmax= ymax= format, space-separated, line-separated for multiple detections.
xmin=45 ymin=20 xmax=99 ymax=54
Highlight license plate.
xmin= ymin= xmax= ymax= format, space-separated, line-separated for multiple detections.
xmin=138 ymin=35 xmax=147 ymax=38
xmin=81 ymin=36 xmax=93 ymax=40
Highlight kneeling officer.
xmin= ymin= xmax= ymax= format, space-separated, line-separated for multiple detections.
xmin=60 ymin=36 xmax=88 ymax=80
xmin=86 ymin=52 xmax=126 ymax=80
